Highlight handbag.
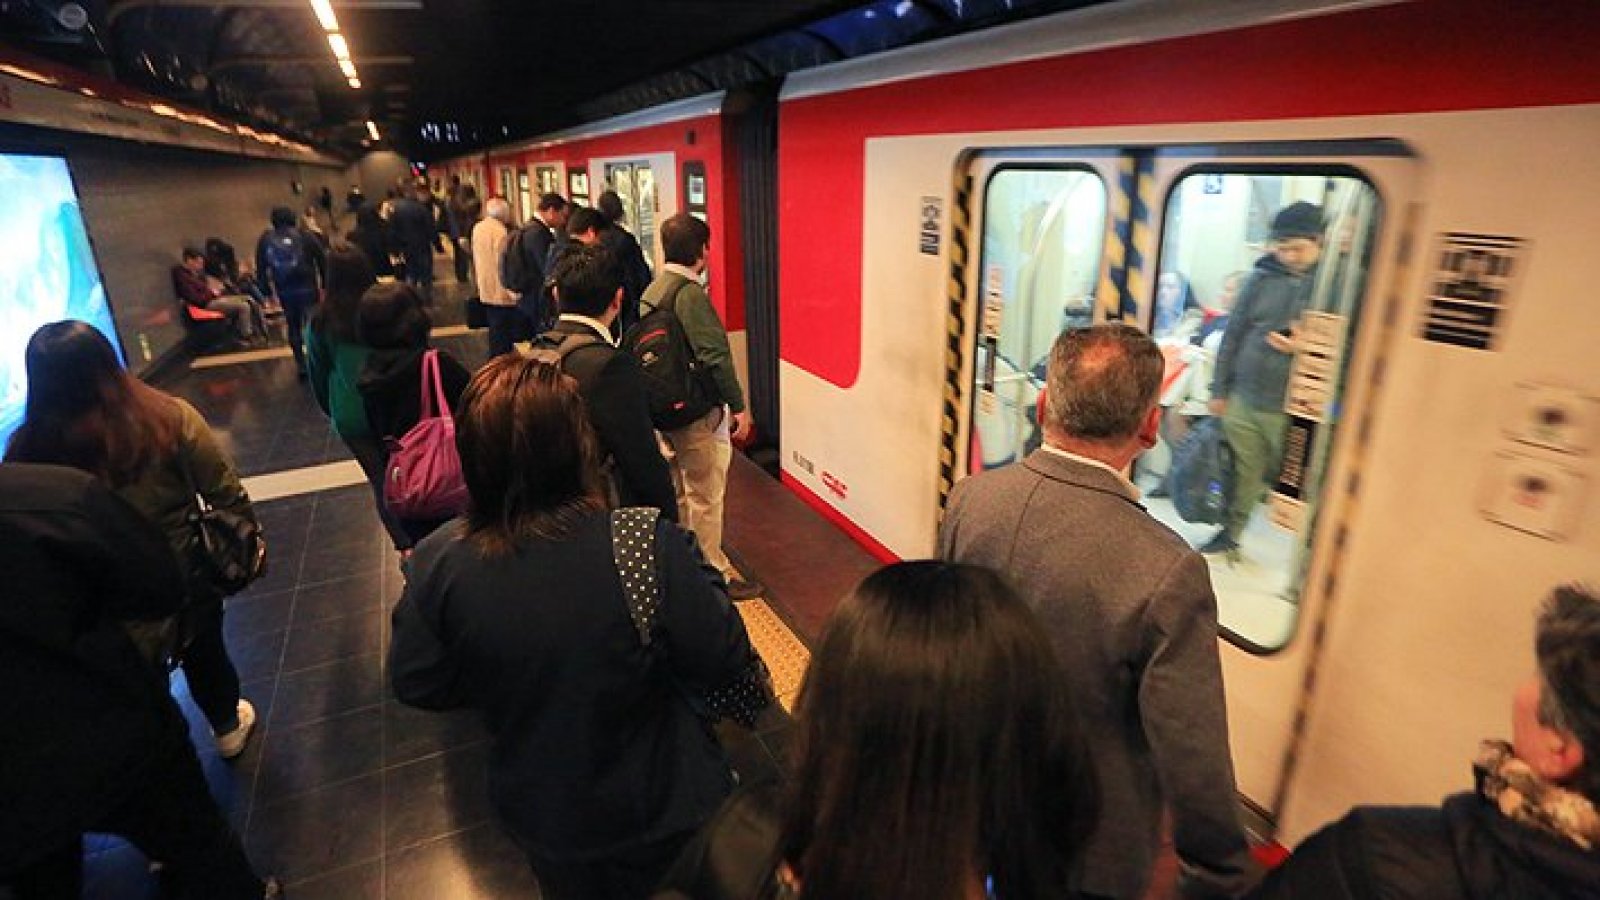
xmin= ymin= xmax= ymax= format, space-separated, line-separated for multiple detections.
xmin=383 ymin=349 xmax=469 ymax=520
xmin=179 ymin=446 xmax=267 ymax=597
xmin=610 ymin=507 xmax=775 ymax=728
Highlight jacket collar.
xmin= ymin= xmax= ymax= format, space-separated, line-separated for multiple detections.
xmin=1023 ymin=448 xmax=1143 ymax=506
xmin=556 ymin=314 xmax=617 ymax=347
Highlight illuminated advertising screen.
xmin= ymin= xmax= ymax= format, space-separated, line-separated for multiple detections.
xmin=0 ymin=152 xmax=121 ymax=450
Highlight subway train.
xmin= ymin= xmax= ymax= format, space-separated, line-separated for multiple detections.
xmin=431 ymin=0 xmax=1600 ymax=848
xmin=2 ymin=0 xmax=1595 ymax=857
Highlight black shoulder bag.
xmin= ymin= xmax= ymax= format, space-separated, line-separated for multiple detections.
xmin=179 ymin=448 xmax=267 ymax=598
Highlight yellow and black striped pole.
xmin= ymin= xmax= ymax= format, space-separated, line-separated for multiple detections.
xmin=1103 ymin=151 xmax=1156 ymax=324
xmin=937 ymin=168 xmax=975 ymax=516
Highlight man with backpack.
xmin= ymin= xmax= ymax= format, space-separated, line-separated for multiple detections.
xmin=629 ymin=213 xmax=760 ymax=599
xmin=255 ymin=206 xmax=326 ymax=377
xmin=530 ymin=243 xmax=676 ymax=517
xmin=501 ymin=193 xmax=569 ymax=335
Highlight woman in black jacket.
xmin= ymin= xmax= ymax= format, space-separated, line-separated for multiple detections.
xmin=355 ymin=281 xmax=472 ymax=548
xmin=388 ymin=355 xmax=759 ymax=899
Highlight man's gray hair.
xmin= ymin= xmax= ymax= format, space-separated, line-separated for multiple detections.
xmin=1536 ymin=584 xmax=1600 ymax=801
xmin=485 ymin=197 xmax=512 ymax=224
xmin=1044 ymin=323 xmax=1164 ymax=443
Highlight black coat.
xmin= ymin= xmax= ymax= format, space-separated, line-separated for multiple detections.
xmin=357 ymin=347 xmax=473 ymax=445
xmin=389 ymin=509 xmax=754 ymax=862
xmin=0 ymin=464 xmax=189 ymax=872
xmin=1250 ymin=794 xmax=1600 ymax=899
xmin=598 ymin=225 xmax=652 ymax=335
xmin=540 ymin=320 xmax=677 ymax=520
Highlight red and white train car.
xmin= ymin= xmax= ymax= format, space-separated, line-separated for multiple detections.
xmin=774 ymin=0 xmax=1600 ymax=843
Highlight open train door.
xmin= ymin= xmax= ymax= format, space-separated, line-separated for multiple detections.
xmin=1132 ymin=141 xmax=1419 ymax=832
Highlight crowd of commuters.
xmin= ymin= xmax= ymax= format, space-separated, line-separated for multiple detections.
xmin=5 ymin=175 xmax=1598 ymax=900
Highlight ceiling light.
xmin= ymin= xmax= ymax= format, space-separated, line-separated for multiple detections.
xmin=309 ymin=0 xmax=339 ymax=31
xmin=348 ymin=77 xmax=362 ymax=89
xmin=328 ymin=33 xmax=350 ymax=60
xmin=366 ymin=120 xmax=380 ymax=141
xmin=339 ymin=59 xmax=358 ymax=78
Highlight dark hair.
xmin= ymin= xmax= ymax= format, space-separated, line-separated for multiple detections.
xmin=455 ymin=356 xmax=605 ymax=555
xmin=311 ymin=245 xmax=376 ymax=343
xmin=566 ymin=205 xmax=606 ymax=237
xmin=1270 ymin=201 xmax=1325 ymax=240
xmin=181 ymin=246 xmax=203 ymax=261
xmin=354 ymin=203 xmax=384 ymax=233
xmin=660 ymin=212 xmax=710 ymax=266
xmin=550 ymin=243 xmax=622 ymax=317
xmin=357 ymin=281 xmax=431 ymax=349
xmin=596 ymin=190 xmax=625 ymax=226
xmin=1045 ymin=323 xmax=1163 ymax=443
xmin=536 ymin=192 xmax=569 ymax=213
xmin=1536 ymin=584 xmax=1600 ymax=803
xmin=5 ymin=321 xmax=179 ymax=487
xmin=782 ymin=562 xmax=1098 ymax=899
xmin=270 ymin=206 xmax=295 ymax=229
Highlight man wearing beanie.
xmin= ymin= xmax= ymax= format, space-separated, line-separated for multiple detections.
xmin=1251 ymin=584 xmax=1600 ymax=897
xmin=1203 ymin=200 xmax=1324 ymax=560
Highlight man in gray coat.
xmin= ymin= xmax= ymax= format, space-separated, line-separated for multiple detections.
xmin=939 ymin=324 xmax=1257 ymax=899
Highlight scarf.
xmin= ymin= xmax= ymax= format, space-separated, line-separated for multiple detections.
xmin=1475 ymin=739 xmax=1600 ymax=851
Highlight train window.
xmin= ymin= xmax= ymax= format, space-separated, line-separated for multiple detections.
xmin=1146 ymin=170 xmax=1380 ymax=651
xmin=971 ymin=166 xmax=1107 ymax=473
xmin=606 ymin=162 xmax=659 ymax=273
xmin=517 ymin=171 xmax=533 ymax=223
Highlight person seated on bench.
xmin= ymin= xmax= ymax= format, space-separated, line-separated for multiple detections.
xmin=173 ymin=247 xmax=258 ymax=343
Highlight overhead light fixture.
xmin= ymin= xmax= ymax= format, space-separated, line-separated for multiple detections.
xmin=348 ymin=77 xmax=362 ymax=89
xmin=328 ymin=33 xmax=350 ymax=60
xmin=366 ymin=120 xmax=380 ymax=141
xmin=309 ymin=0 xmax=339 ymax=31
xmin=339 ymin=59 xmax=358 ymax=79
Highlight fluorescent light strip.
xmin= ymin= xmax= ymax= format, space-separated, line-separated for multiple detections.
xmin=366 ymin=120 xmax=380 ymax=141
xmin=328 ymin=32 xmax=350 ymax=60
xmin=309 ymin=0 xmax=339 ymax=31
xmin=348 ymin=77 xmax=363 ymax=89
xmin=339 ymin=59 xmax=358 ymax=78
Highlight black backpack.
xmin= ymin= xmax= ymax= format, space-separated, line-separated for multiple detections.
xmin=500 ymin=225 xmax=538 ymax=296
xmin=623 ymin=275 xmax=717 ymax=431
xmin=523 ymin=329 xmax=606 ymax=370
xmin=1166 ymin=416 xmax=1235 ymax=525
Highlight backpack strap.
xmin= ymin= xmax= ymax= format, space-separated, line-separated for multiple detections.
xmin=642 ymin=272 xmax=695 ymax=317
xmin=610 ymin=507 xmax=662 ymax=648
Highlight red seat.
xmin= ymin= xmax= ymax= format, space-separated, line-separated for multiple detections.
xmin=185 ymin=303 xmax=226 ymax=322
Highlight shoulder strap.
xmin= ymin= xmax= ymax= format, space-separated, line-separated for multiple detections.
xmin=610 ymin=507 xmax=662 ymax=648
xmin=419 ymin=349 xmax=449 ymax=421
xmin=643 ymin=272 xmax=694 ymax=316
xmin=556 ymin=331 xmax=606 ymax=361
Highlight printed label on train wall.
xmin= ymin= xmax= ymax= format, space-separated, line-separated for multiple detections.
xmin=919 ymin=196 xmax=942 ymax=255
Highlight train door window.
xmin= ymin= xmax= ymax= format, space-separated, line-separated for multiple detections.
xmin=498 ymin=167 xmax=515 ymax=219
xmin=517 ymin=172 xmax=533 ymax=223
xmin=1147 ymin=170 xmax=1380 ymax=651
xmin=535 ymin=164 xmax=561 ymax=197
xmin=970 ymin=167 xmax=1107 ymax=473
xmin=606 ymin=162 xmax=659 ymax=273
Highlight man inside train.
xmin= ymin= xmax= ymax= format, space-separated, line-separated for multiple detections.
xmin=939 ymin=323 xmax=1259 ymax=899
xmin=1204 ymin=201 xmax=1325 ymax=562
xmin=172 ymin=247 xmax=259 ymax=344
xmin=1251 ymin=584 xmax=1600 ymax=897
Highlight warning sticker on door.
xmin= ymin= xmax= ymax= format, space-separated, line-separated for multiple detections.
xmin=1284 ymin=312 xmax=1345 ymax=423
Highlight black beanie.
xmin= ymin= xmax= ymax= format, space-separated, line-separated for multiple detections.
xmin=1270 ymin=201 xmax=1324 ymax=240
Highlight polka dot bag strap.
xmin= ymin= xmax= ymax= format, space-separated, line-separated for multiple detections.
xmin=609 ymin=507 xmax=661 ymax=648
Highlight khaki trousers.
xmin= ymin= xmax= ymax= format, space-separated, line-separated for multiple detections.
xmin=662 ymin=406 xmax=734 ymax=578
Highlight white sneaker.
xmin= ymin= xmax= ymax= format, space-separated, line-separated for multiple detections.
xmin=214 ymin=699 xmax=257 ymax=759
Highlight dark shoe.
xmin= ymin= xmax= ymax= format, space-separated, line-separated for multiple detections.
xmin=727 ymin=578 xmax=764 ymax=601
xmin=1198 ymin=532 xmax=1238 ymax=555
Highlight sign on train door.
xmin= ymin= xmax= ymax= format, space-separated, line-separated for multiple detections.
xmin=956 ymin=150 xmax=1121 ymax=477
xmin=1135 ymin=143 xmax=1416 ymax=826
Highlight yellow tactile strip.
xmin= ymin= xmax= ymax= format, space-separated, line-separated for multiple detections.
xmin=736 ymin=599 xmax=811 ymax=714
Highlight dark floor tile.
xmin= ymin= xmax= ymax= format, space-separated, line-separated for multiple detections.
xmin=384 ymin=822 xmax=541 ymax=900
xmin=300 ymin=539 xmax=386 ymax=583
xmin=224 ymin=627 xmax=288 ymax=683
xmin=281 ymin=609 xmax=382 ymax=673
xmin=270 ymin=653 xmax=384 ymax=728
xmin=384 ymin=740 xmax=493 ymax=852
xmin=246 ymin=552 xmax=308 ymax=597
xmin=383 ymin=701 xmax=488 ymax=768
xmin=224 ymin=588 xmax=295 ymax=640
xmin=256 ymin=706 xmax=384 ymax=801
xmin=290 ymin=571 xmax=384 ymax=627
xmin=246 ymin=772 xmax=383 ymax=883
xmin=284 ymin=859 xmax=384 ymax=900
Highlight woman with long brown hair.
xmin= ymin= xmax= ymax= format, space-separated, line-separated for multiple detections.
xmin=6 ymin=320 xmax=261 ymax=759
xmin=389 ymin=355 xmax=759 ymax=899
xmin=657 ymin=562 xmax=1100 ymax=899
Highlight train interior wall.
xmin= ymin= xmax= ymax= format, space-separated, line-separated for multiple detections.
xmin=2 ymin=128 xmax=348 ymax=373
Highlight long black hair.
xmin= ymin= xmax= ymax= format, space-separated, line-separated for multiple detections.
xmin=5 ymin=321 xmax=179 ymax=486
xmin=782 ymin=561 xmax=1098 ymax=899
xmin=311 ymin=244 xmax=375 ymax=343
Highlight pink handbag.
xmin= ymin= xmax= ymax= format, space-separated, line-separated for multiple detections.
xmin=383 ymin=349 xmax=469 ymax=520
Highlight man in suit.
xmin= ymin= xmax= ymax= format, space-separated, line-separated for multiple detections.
xmin=938 ymin=324 xmax=1257 ymax=900
xmin=537 ymin=243 xmax=677 ymax=518
xmin=505 ymin=192 xmax=569 ymax=332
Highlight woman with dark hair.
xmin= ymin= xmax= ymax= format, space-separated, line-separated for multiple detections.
xmin=594 ymin=189 xmax=652 ymax=334
xmin=5 ymin=320 xmax=262 ymax=759
xmin=306 ymin=246 xmax=410 ymax=554
xmin=346 ymin=204 xmax=394 ymax=277
xmin=657 ymin=561 xmax=1100 ymax=900
xmin=389 ymin=355 xmax=759 ymax=899
xmin=355 ymin=281 xmax=472 ymax=547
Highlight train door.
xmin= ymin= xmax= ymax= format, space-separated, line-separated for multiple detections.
xmin=1136 ymin=143 xmax=1416 ymax=823
xmin=533 ymin=163 xmax=563 ymax=198
xmin=959 ymin=151 xmax=1120 ymax=475
xmin=605 ymin=161 xmax=661 ymax=270
xmin=516 ymin=170 xmax=534 ymax=223
xmin=497 ymin=166 xmax=516 ymax=222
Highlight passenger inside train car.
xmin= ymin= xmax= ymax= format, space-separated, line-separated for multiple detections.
xmin=1 ymin=0 xmax=1597 ymax=897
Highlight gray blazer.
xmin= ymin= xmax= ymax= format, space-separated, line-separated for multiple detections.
xmin=939 ymin=449 xmax=1256 ymax=899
